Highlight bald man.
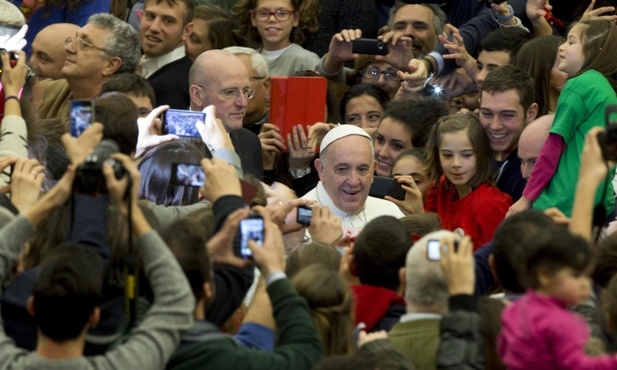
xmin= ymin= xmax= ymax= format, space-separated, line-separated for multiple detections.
xmin=29 ymin=23 xmax=80 ymax=80
xmin=189 ymin=49 xmax=263 ymax=177
xmin=518 ymin=114 xmax=552 ymax=180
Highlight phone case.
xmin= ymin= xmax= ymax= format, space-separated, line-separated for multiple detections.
xmin=352 ymin=39 xmax=389 ymax=56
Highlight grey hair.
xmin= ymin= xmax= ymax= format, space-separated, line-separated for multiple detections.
xmin=87 ymin=13 xmax=141 ymax=74
xmin=223 ymin=46 xmax=269 ymax=78
xmin=404 ymin=230 xmax=450 ymax=311
xmin=0 ymin=0 xmax=25 ymax=26
xmin=388 ymin=2 xmax=447 ymax=41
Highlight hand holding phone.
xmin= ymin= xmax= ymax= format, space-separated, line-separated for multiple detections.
xmin=369 ymin=176 xmax=406 ymax=200
xmin=162 ymin=109 xmax=205 ymax=138
xmin=352 ymin=39 xmax=389 ymax=55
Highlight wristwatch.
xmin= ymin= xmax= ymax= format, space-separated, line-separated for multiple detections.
xmin=289 ymin=167 xmax=311 ymax=179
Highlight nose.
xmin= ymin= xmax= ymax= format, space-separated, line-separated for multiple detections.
xmin=359 ymin=116 xmax=369 ymax=128
xmin=476 ymin=70 xmax=487 ymax=90
xmin=65 ymin=39 xmax=75 ymax=54
xmin=521 ymin=163 xmax=531 ymax=180
xmin=376 ymin=143 xmax=389 ymax=159
xmin=346 ymin=171 xmax=361 ymax=186
xmin=452 ymin=155 xmax=462 ymax=168
xmin=404 ymin=24 xmax=415 ymax=38
xmin=489 ymin=114 xmax=503 ymax=131
xmin=149 ymin=17 xmax=162 ymax=32
xmin=235 ymin=94 xmax=248 ymax=108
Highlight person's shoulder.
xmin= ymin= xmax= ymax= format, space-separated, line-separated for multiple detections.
xmin=41 ymin=78 xmax=69 ymax=93
xmin=365 ymin=196 xmax=405 ymax=217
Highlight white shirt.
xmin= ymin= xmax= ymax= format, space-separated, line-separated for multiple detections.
xmin=141 ymin=45 xmax=186 ymax=79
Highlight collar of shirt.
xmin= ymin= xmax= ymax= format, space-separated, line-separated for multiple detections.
xmin=141 ymin=45 xmax=186 ymax=79
xmin=399 ymin=312 xmax=442 ymax=323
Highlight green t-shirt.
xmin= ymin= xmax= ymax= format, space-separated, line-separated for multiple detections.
xmin=533 ymin=69 xmax=617 ymax=217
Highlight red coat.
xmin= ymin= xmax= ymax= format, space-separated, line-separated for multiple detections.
xmin=425 ymin=177 xmax=512 ymax=250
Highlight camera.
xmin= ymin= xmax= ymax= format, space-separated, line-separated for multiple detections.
xmin=352 ymin=39 xmax=389 ymax=56
xmin=0 ymin=48 xmax=18 ymax=71
xmin=598 ymin=105 xmax=617 ymax=161
xmin=426 ymin=239 xmax=459 ymax=261
xmin=74 ymin=139 xmax=126 ymax=194
xmin=483 ymin=0 xmax=507 ymax=7
xmin=297 ymin=205 xmax=313 ymax=226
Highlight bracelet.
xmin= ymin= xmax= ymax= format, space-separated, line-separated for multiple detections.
xmin=491 ymin=4 xmax=514 ymax=24
xmin=4 ymin=95 xmax=19 ymax=103
xmin=421 ymin=57 xmax=435 ymax=75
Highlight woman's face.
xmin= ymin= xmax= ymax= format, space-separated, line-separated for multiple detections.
xmin=359 ymin=62 xmax=401 ymax=97
xmin=373 ymin=117 xmax=413 ymax=177
xmin=344 ymin=93 xmax=384 ymax=128
xmin=185 ymin=18 xmax=213 ymax=60
xmin=391 ymin=155 xmax=430 ymax=200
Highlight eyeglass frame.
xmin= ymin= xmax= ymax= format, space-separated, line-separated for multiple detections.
xmin=251 ymin=8 xmax=295 ymax=22
xmin=64 ymin=34 xmax=110 ymax=54
xmin=360 ymin=67 xmax=401 ymax=81
xmin=195 ymin=85 xmax=256 ymax=100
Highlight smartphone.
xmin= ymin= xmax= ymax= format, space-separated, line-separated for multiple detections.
xmin=162 ymin=109 xmax=205 ymax=138
xmin=69 ymin=100 xmax=94 ymax=137
xmin=369 ymin=176 xmax=406 ymax=200
xmin=352 ymin=39 xmax=389 ymax=56
xmin=598 ymin=105 xmax=617 ymax=161
xmin=240 ymin=215 xmax=265 ymax=259
xmin=426 ymin=239 xmax=441 ymax=261
xmin=297 ymin=205 xmax=313 ymax=226
xmin=0 ymin=23 xmax=20 ymax=39
xmin=171 ymin=163 xmax=205 ymax=187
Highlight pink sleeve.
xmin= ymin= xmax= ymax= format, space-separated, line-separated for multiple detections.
xmin=522 ymin=133 xmax=565 ymax=201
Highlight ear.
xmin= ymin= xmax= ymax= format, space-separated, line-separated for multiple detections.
xmin=203 ymin=282 xmax=214 ymax=301
xmin=88 ymin=307 xmax=100 ymax=328
xmin=537 ymin=267 xmax=552 ymax=289
xmin=371 ymin=159 xmax=377 ymax=174
xmin=488 ymin=254 xmax=498 ymax=283
xmin=292 ymin=11 xmax=300 ymax=28
xmin=182 ymin=22 xmax=193 ymax=42
xmin=103 ymin=56 xmax=123 ymax=76
xmin=27 ymin=296 xmax=35 ymax=317
xmin=525 ymin=102 xmax=539 ymax=124
xmin=314 ymin=158 xmax=325 ymax=181
xmin=263 ymin=77 xmax=271 ymax=95
xmin=190 ymin=84 xmax=204 ymax=110
xmin=398 ymin=267 xmax=407 ymax=297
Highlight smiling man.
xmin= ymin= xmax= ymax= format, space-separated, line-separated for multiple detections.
xmin=302 ymin=125 xmax=403 ymax=237
xmin=29 ymin=23 xmax=80 ymax=80
xmin=479 ymin=65 xmax=538 ymax=202
xmin=139 ymin=0 xmax=194 ymax=108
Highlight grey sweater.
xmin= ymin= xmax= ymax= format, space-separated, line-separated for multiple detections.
xmin=0 ymin=215 xmax=194 ymax=370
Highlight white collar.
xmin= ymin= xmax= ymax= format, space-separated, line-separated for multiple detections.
xmin=399 ymin=313 xmax=442 ymax=323
xmin=141 ymin=45 xmax=186 ymax=79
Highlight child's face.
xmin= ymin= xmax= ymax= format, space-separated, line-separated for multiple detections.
xmin=439 ymin=129 xmax=477 ymax=190
xmin=540 ymin=267 xmax=591 ymax=306
xmin=251 ymin=0 xmax=298 ymax=51
xmin=391 ymin=155 xmax=429 ymax=200
xmin=558 ymin=24 xmax=586 ymax=76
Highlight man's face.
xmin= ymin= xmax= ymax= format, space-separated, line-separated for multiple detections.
xmin=30 ymin=30 xmax=71 ymax=80
xmin=390 ymin=4 xmax=437 ymax=57
xmin=127 ymin=93 xmax=154 ymax=118
xmin=479 ymin=89 xmax=529 ymax=160
xmin=237 ymin=54 xmax=270 ymax=125
xmin=62 ymin=24 xmax=111 ymax=81
xmin=192 ymin=57 xmax=251 ymax=132
xmin=315 ymin=135 xmax=377 ymax=214
xmin=185 ymin=18 xmax=212 ymax=60
xmin=475 ymin=50 xmax=511 ymax=91
xmin=140 ymin=0 xmax=190 ymax=58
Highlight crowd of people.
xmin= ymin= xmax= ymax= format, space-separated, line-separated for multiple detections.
xmin=1 ymin=0 xmax=617 ymax=368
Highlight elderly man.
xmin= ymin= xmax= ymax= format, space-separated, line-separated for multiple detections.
xmin=189 ymin=49 xmax=263 ymax=178
xmin=302 ymin=125 xmax=403 ymax=236
xmin=29 ymin=23 xmax=80 ymax=80
xmin=39 ymin=13 xmax=140 ymax=121
xmin=389 ymin=230 xmax=451 ymax=370
xmin=518 ymin=115 xmax=551 ymax=180
xmin=139 ymin=0 xmax=193 ymax=108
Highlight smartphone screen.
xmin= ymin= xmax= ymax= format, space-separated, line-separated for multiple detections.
xmin=297 ymin=205 xmax=312 ymax=226
xmin=162 ymin=109 xmax=205 ymax=138
xmin=426 ymin=239 xmax=441 ymax=261
xmin=70 ymin=100 xmax=94 ymax=137
xmin=240 ymin=216 xmax=264 ymax=259
xmin=0 ymin=23 xmax=20 ymax=39
xmin=171 ymin=163 xmax=205 ymax=187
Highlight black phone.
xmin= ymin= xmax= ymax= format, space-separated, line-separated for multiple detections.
xmin=594 ymin=0 xmax=617 ymax=9
xmin=352 ymin=39 xmax=389 ymax=56
xmin=598 ymin=105 xmax=617 ymax=161
xmin=240 ymin=215 xmax=265 ymax=259
xmin=69 ymin=100 xmax=94 ymax=137
xmin=162 ymin=109 xmax=205 ymax=138
xmin=369 ymin=176 xmax=406 ymax=200
xmin=297 ymin=205 xmax=313 ymax=226
xmin=171 ymin=163 xmax=205 ymax=187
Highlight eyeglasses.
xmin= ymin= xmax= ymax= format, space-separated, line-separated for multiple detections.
xmin=197 ymin=85 xmax=256 ymax=100
xmin=361 ymin=67 xmax=401 ymax=81
xmin=251 ymin=9 xmax=294 ymax=22
xmin=64 ymin=35 xmax=109 ymax=53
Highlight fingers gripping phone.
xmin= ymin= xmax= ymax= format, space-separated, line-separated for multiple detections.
xmin=70 ymin=100 xmax=94 ymax=137
xmin=240 ymin=215 xmax=264 ymax=259
xmin=162 ymin=109 xmax=205 ymax=138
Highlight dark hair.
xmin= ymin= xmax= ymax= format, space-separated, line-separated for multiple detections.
xmin=292 ymin=264 xmax=353 ymax=356
xmin=193 ymin=3 xmax=231 ymax=20
xmin=515 ymin=36 xmax=563 ymax=116
xmin=353 ymin=216 xmax=411 ymax=290
xmin=33 ymin=243 xmax=103 ymax=341
xmin=399 ymin=212 xmax=441 ymax=240
xmin=340 ymin=84 xmax=390 ymax=123
xmin=145 ymin=0 xmax=195 ymax=24
xmin=233 ymin=0 xmax=320 ymax=46
xmin=425 ymin=113 xmax=493 ymax=187
xmin=481 ymin=65 xmax=536 ymax=113
xmin=477 ymin=297 xmax=507 ymax=370
xmin=381 ymin=98 xmax=449 ymax=148
xmin=285 ymin=241 xmax=342 ymax=278
xmin=593 ymin=232 xmax=617 ymax=288
xmin=577 ymin=19 xmax=617 ymax=93
xmin=93 ymin=93 xmax=139 ymax=156
xmin=492 ymin=210 xmax=556 ymax=293
xmin=162 ymin=208 xmax=215 ymax=299
xmin=479 ymin=27 xmax=534 ymax=63
xmin=138 ymin=140 xmax=203 ymax=206
xmin=523 ymin=231 xmax=593 ymax=290
xmin=100 ymin=73 xmax=156 ymax=108
xmin=35 ymin=118 xmax=70 ymax=183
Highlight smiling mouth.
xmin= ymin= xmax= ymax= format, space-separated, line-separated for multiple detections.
xmin=489 ymin=133 xmax=507 ymax=140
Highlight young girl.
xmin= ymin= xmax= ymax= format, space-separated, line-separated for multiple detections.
xmin=423 ymin=113 xmax=512 ymax=249
xmin=499 ymin=230 xmax=617 ymax=369
xmin=510 ymin=20 xmax=617 ymax=217
xmin=233 ymin=0 xmax=320 ymax=76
